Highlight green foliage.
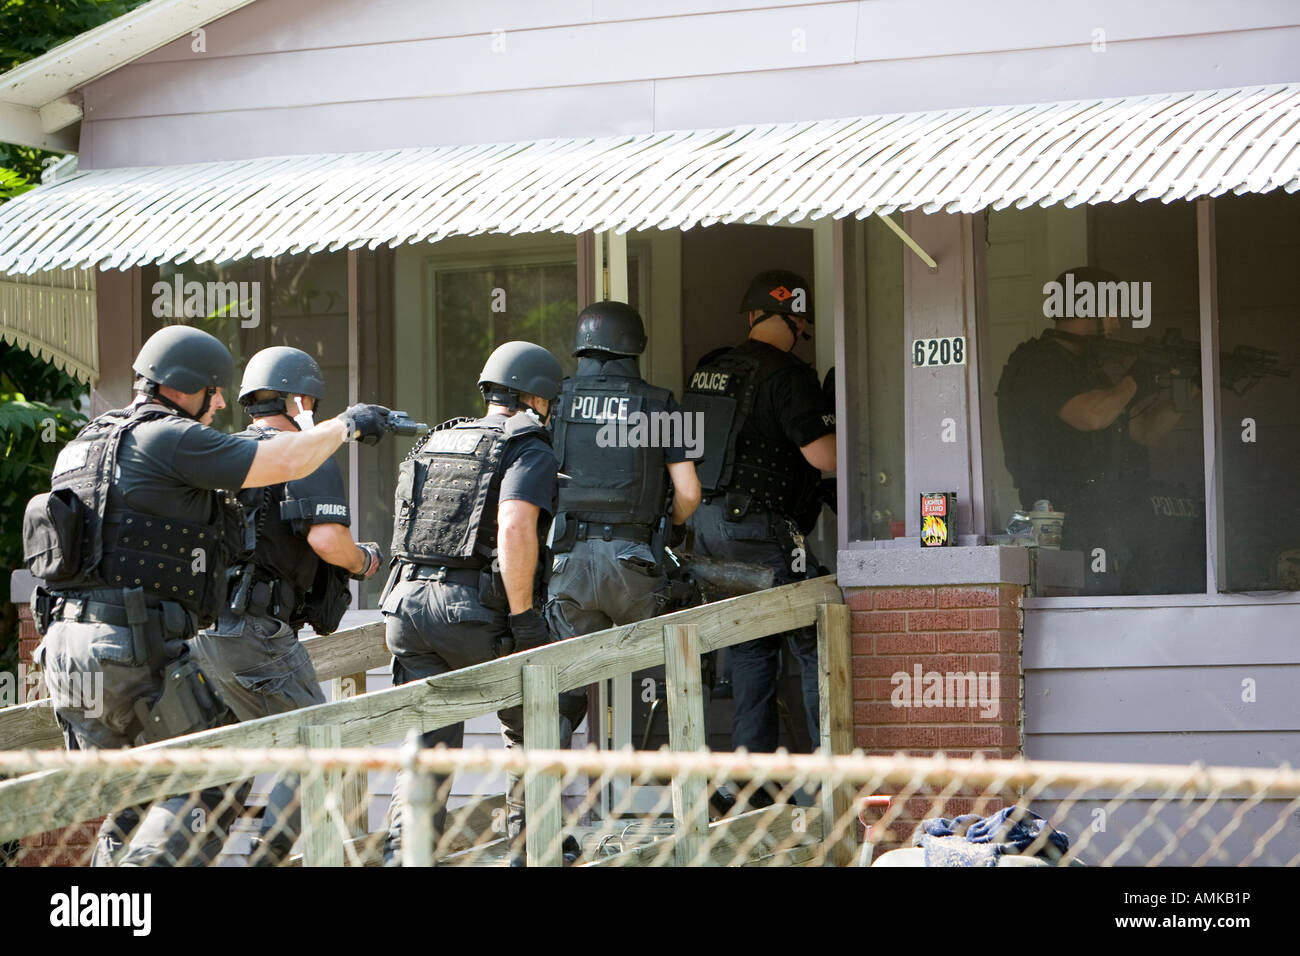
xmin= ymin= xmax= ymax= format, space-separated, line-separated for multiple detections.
xmin=0 ymin=343 xmax=89 ymax=673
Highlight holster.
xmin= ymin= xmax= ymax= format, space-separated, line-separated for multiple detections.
xmin=32 ymin=586 xmax=55 ymax=636
xmin=551 ymin=514 xmax=578 ymax=554
xmin=132 ymin=657 xmax=221 ymax=745
xmin=650 ymin=516 xmax=668 ymax=570
xmin=478 ymin=562 xmax=508 ymax=614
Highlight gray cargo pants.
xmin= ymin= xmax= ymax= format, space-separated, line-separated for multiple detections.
xmin=380 ymin=570 xmax=585 ymax=865
xmin=187 ymin=610 xmax=327 ymax=864
xmin=689 ymin=498 xmax=821 ymax=753
xmin=36 ymin=603 xmax=235 ymax=868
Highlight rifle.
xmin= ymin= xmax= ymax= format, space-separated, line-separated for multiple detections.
xmin=1074 ymin=329 xmax=1290 ymax=410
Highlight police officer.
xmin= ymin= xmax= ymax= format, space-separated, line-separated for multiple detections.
xmin=681 ymin=269 xmax=837 ymax=788
xmin=185 ymin=346 xmax=385 ymax=865
xmin=380 ymin=341 xmax=563 ymax=866
xmin=25 ymin=325 xmax=393 ymax=866
xmin=547 ymin=300 xmax=702 ymax=640
xmin=996 ymin=266 xmax=1197 ymax=594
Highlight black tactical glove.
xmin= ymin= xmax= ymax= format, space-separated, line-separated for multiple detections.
xmin=338 ymin=403 xmax=392 ymax=445
xmin=350 ymin=541 xmax=383 ymax=581
xmin=1127 ymin=358 xmax=1165 ymax=403
xmin=508 ymin=608 xmax=553 ymax=653
xmin=668 ymin=523 xmax=688 ymax=550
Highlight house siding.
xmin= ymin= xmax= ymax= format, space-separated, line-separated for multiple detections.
xmin=76 ymin=0 xmax=1300 ymax=167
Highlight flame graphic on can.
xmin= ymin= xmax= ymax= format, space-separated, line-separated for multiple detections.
xmin=921 ymin=514 xmax=948 ymax=546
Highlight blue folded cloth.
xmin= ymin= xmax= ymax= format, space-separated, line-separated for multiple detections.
xmin=911 ymin=808 xmax=1070 ymax=866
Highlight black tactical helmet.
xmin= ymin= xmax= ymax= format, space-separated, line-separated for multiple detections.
xmin=238 ymin=346 xmax=326 ymax=404
xmin=572 ymin=300 xmax=647 ymax=357
xmin=740 ymin=269 xmax=814 ymax=322
xmin=479 ymin=341 xmax=563 ymax=404
xmin=133 ymin=325 xmax=234 ymax=393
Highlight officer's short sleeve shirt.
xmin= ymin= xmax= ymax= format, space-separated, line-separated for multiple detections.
xmin=498 ymin=436 xmax=559 ymax=516
xmin=746 ymin=343 xmax=836 ymax=449
xmin=284 ymin=457 xmax=350 ymax=530
xmin=114 ymin=414 xmax=258 ymax=522
xmin=661 ymin=392 xmax=689 ymax=465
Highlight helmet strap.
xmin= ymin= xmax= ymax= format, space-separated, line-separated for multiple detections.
xmin=751 ymin=311 xmax=809 ymax=346
xmin=481 ymin=384 xmax=528 ymax=413
xmin=138 ymin=379 xmax=204 ymax=421
xmin=242 ymin=396 xmax=290 ymax=420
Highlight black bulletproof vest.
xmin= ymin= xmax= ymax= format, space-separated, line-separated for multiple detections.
xmin=44 ymin=403 xmax=233 ymax=621
xmin=237 ymin=424 xmax=321 ymax=603
xmin=681 ymin=343 xmax=808 ymax=515
xmin=391 ymin=413 xmax=548 ymax=567
xmin=551 ymin=361 xmax=671 ymax=526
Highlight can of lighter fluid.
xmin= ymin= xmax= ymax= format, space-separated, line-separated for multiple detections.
xmin=920 ymin=492 xmax=957 ymax=547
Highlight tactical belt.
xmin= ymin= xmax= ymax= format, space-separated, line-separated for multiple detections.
xmin=50 ymin=593 xmax=191 ymax=637
xmin=402 ymin=564 xmax=483 ymax=588
xmin=568 ymin=519 xmax=654 ymax=545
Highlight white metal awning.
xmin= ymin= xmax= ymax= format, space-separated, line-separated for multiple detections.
xmin=1 ymin=83 xmax=1298 ymax=274
xmin=0 ymin=268 xmax=98 ymax=382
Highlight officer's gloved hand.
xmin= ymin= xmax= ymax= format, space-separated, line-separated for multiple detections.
xmin=338 ymin=404 xmax=392 ymax=445
xmin=1127 ymin=358 xmax=1165 ymax=402
xmin=508 ymin=608 xmax=553 ymax=653
xmin=351 ymin=541 xmax=383 ymax=581
xmin=669 ymin=523 xmax=689 ymax=550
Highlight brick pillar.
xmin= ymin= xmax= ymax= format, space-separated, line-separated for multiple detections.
xmin=10 ymin=583 xmax=99 ymax=867
xmin=842 ymin=575 xmax=1025 ymax=854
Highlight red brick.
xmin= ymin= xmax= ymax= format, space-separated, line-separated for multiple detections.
xmin=853 ymin=727 xmax=875 ymax=749
xmin=874 ymin=632 xmax=936 ymax=655
xmin=873 ymin=677 xmax=904 ymax=700
xmin=851 ymin=656 xmax=873 ymax=677
xmin=852 ymin=610 xmax=908 ymax=633
xmin=47 ymin=821 xmax=103 ymax=847
xmin=873 ymin=726 xmax=941 ymax=749
xmin=969 ymin=608 xmax=1021 ymax=630
xmin=857 ymin=655 xmax=909 ymax=678
xmin=907 ymin=705 xmax=1000 ymax=723
xmin=20 ymin=845 xmax=94 ymax=867
xmin=845 ymin=589 xmax=873 ymax=611
xmin=936 ymin=587 xmax=1003 ymax=609
xmin=936 ymin=631 xmax=1018 ymax=654
xmin=969 ymin=653 xmax=1022 ymax=676
xmin=851 ymin=635 xmax=874 ymax=656
xmin=907 ymin=610 xmax=969 ymax=631
xmin=855 ymin=701 xmax=907 ymax=725
xmin=872 ymin=587 xmax=936 ymax=610
xmin=935 ymin=726 xmax=1006 ymax=747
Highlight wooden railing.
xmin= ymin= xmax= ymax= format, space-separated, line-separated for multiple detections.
xmin=0 ymin=576 xmax=852 ymax=866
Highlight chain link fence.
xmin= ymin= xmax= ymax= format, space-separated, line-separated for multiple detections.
xmin=2 ymin=747 xmax=1297 ymax=867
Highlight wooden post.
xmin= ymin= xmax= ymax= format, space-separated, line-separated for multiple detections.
xmin=299 ymin=723 xmax=344 ymax=868
xmin=332 ymin=672 xmax=369 ymax=838
xmin=523 ymin=664 xmax=562 ymax=867
xmin=817 ymin=603 xmax=855 ymax=866
xmin=400 ymin=728 xmax=435 ymax=868
xmin=663 ymin=623 xmax=707 ymax=866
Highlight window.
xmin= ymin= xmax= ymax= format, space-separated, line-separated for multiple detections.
xmin=841 ymin=215 xmax=906 ymax=542
xmin=1215 ymin=192 xmax=1300 ymax=591
xmin=983 ymin=202 xmax=1205 ymax=595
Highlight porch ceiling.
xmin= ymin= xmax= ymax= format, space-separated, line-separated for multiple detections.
xmin=1 ymin=82 xmax=1298 ymax=274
